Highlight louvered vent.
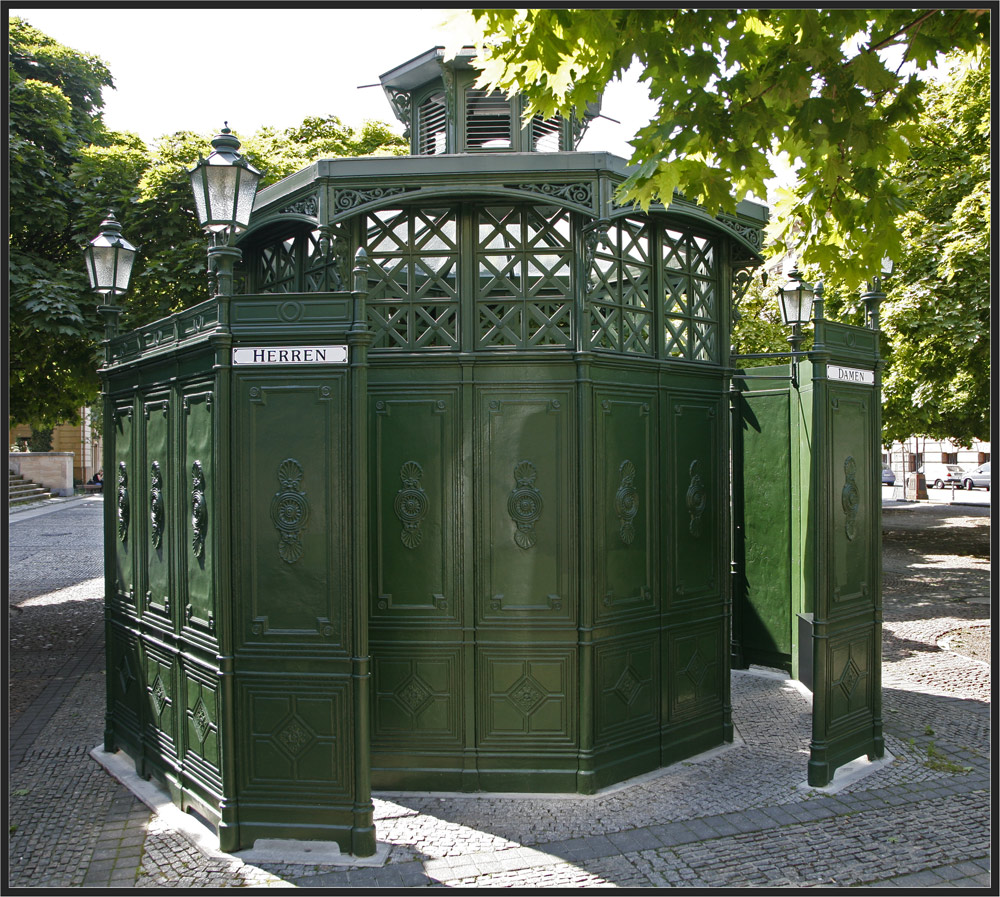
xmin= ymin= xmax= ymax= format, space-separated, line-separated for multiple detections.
xmin=418 ymin=91 xmax=447 ymax=155
xmin=531 ymin=114 xmax=564 ymax=152
xmin=466 ymin=89 xmax=512 ymax=150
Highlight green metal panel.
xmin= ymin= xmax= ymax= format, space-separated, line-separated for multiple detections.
xmin=732 ymin=373 xmax=794 ymax=671
xmin=806 ymin=327 xmax=884 ymax=786
xmin=662 ymin=387 xmax=730 ymax=763
xmin=142 ymin=393 xmax=172 ymax=623
xmin=586 ymin=383 xmax=660 ymax=788
xmin=180 ymin=385 xmax=216 ymax=635
xmin=369 ymin=383 xmax=468 ymax=789
xmin=230 ymin=371 xmax=362 ymax=846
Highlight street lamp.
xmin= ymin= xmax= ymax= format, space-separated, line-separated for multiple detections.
xmin=776 ymin=265 xmax=815 ymax=354
xmin=83 ymin=211 xmax=137 ymax=300
xmin=84 ymin=211 xmax=137 ymax=348
xmin=188 ymin=123 xmax=261 ymax=296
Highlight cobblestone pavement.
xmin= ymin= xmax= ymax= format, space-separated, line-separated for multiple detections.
xmin=7 ymin=496 xmax=991 ymax=889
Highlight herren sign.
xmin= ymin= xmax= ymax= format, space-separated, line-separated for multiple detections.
xmin=827 ymin=364 xmax=875 ymax=385
xmin=232 ymin=345 xmax=349 ymax=365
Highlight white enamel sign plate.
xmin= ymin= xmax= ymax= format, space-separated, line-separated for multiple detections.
xmin=827 ymin=364 xmax=874 ymax=385
xmin=232 ymin=345 xmax=349 ymax=366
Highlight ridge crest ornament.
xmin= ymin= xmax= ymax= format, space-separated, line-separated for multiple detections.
xmin=508 ymin=461 xmax=543 ymax=550
xmin=394 ymin=461 xmax=428 ymax=549
xmin=271 ymin=459 xmax=309 ymax=564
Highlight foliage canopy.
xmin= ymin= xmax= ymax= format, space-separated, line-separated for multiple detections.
xmin=468 ymin=8 xmax=989 ymax=287
xmin=7 ymin=18 xmax=405 ymax=426
xmin=8 ymin=18 xmax=115 ymax=426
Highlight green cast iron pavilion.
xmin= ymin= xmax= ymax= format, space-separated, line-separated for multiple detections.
xmin=98 ymin=47 xmax=884 ymax=856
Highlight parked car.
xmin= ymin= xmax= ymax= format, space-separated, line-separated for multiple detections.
xmin=931 ymin=465 xmax=967 ymax=489
xmin=881 ymin=466 xmax=896 ymax=486
xmin=962 ymin=461 xmax=990 ymax=491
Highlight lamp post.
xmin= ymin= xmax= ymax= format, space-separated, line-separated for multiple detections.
xmin=83 ymin=211 xmax=137 ymax=352
xmin=188 ymin=123 xmax=261 ymax=296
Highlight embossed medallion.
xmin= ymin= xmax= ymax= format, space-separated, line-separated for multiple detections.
xmin=615 ymin=460 xmax=639 ymax=545
xmin=686 ymin=460 xmax=707 ymax=538
xmin=270 ymin=459 xmax=309 ymax=564
xmin=394 ymin=461 xmax=428 ymax=549
xmin=842 ymin=455 xmax=860 ymax=541
xmin=117 ymin=461 xmax=129 ymax=543
xmin=276 ymin=716 xmax=312 ymax=757
xmin=191 ymin=461 xmax=207 ymax=559
xmin=150 ymin=461 xmax=164 ymax=549
xmin=508 ymin=461 xmax=543 ymax=549
xmin=191 ymin=697 xmax=212 ymax=744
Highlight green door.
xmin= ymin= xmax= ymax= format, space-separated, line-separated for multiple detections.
xmin=731 ymin=368 xmax=795 ymax=673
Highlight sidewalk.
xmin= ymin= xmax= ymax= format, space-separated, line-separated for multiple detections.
xmin=8 ymin=497 xmax=991 ymax=889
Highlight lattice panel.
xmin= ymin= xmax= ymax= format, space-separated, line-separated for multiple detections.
xmin=476 ymin=205 xmax=573 ymax=350
xmin=366 ymin=207 xmax=460 ymax=350
xmin=662 ymin=228 xmax=689 ymax=272
xmin=587 ymin=218 xmax=653 ymax=356
xmin=664 ymin=316 xmax=689 ymax=358
xmin=690 ymin=235 xmax=715 ymax=277
xmin=663 ymin=273 xmax=689 ymax=316
xmin=258 ymin=238 xmax=297 ymax=293
xmin=690 ymin=278 xmax=716 ymax=319
xmin=660 ymin=229 xmax=719 ymax=361
xmin=693 ymin=319 xmax=717 ymax=361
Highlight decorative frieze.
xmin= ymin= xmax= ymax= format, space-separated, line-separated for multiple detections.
xmin=510 ymin=182 xmax=593 ymax=205
xmin=279 ymin=193 xmax=319 ymax=217
xmin=334 ymin=186 xmax=417 ymax=211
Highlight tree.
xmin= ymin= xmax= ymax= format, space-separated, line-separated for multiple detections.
xmin=467 ymin=8 xmax=989 ymax=287
xmin=9 ymin=18 xmax=409 ymax=424
xmin=877 ymin=51 xmax=989 ymax=445
xmin=727 ymin=50 xmax=988 ymax=446
xmin=8 ymin=18 xmax=115 ymax=426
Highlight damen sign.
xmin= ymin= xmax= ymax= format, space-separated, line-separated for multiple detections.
xmin=232 ymin=345 xmax=349 ymax=365
xmin=827 ymin=364 xmax=875 ymax=386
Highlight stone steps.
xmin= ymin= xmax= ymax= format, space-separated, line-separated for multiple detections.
xmin=8 ymin=471 xmax=55 ymax=505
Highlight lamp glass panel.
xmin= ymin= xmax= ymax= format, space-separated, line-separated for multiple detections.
xmin=234 ymin=168 xmax=259 ymax=230
xmin=114 ymin=249 xmax=136 ymax=292
xmin=190 ymin=168 xmax=209 ymax=225
xmin=91 ymin=246 xmax=118 ymax=292
xmin=84 ymin=251 xmax=100 ymax=291
xmin=779 ymin=288 xmax=809 ymax=326
xmin=206 ymin=165 xmax=238 ymax=231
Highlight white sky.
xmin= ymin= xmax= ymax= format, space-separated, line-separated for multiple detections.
xmin=9 ymin=7 xmax=657 ymax=159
